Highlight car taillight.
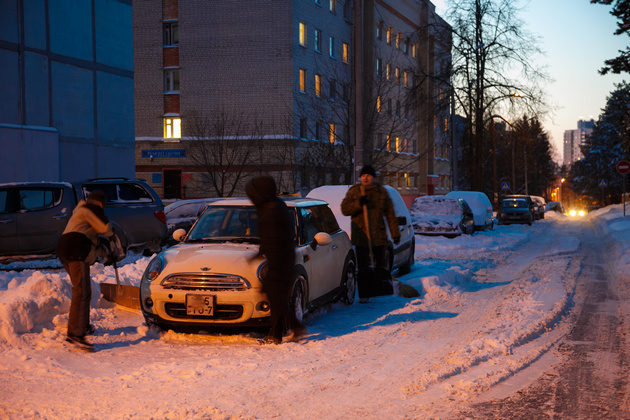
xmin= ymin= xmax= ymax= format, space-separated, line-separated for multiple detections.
xmin=154 ymin=210 xmax=166 ymax=224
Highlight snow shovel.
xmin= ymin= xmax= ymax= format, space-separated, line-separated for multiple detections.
xmin=361 ymin=186 xmax=419 ymax=299
xmin=99 ymin=235 xmax=141 ymax=310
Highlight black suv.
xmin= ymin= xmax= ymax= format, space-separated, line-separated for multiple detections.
xmin=0 ymin=178 xmax=167 ymax=261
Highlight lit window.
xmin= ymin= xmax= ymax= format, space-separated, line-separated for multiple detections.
xmin=386 ymin=63 xmax=391 ymax=80
xmin=444 ymin=117 xmax=449 ymax=132
xmin=377 ymin=95 xmax=382 ymax=112
xmin=343 ymin=42 xmax=350 ymax=63
xmin=164 ymin=68 xmax=180 ymax=93
xmin=163 ymin=22 xmax=179 ymax=46
xmin=396 ymin=137 xmax=401 ymax=152
xmin=404 ymin=138 xmax=409 ymax=153
xmin=299 ymin=22 xmax=307 ymax=46
xmin=395 ymin=67 xmax=400 ymax=83
xmin=396 ymin=32 xmax=402 ymax=49
xmin=404 ymin=71 xmax=409 ymax=87
xmin=412 ymin=43 xmax=418 ymax=58
xmin=386 ymin=135 xmax=392 ymax=151
xmin=387 ymin=26 xmax=393 ymax=45
xmin=329 ymin=123 xmax=337 ymax=143
xmin=329 ymin=36 xmax=335 ymax=58
xmin=164 ymin=117 xmax=181 ymax=139
xmin=314 ymin=29 xmax=322 ymax=52
xmin=330 ymin=0 xmax=336 ymax=14
xmin=405 ymin=173 xmax=411 ymax=187
xmin=299 ymin=69 xmax=307 ymax=92
xmin=315 ymin=74 xmax=322 ymax=96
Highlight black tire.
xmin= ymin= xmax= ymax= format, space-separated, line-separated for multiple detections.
xmin=340 ymin=257 xmax=356 ymax=305
xmin=398 ymin=238 xmax=414 ymax=276
xmin=290 ymin=276 xmax=307 ymax=325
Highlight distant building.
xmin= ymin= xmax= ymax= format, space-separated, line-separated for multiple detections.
xmin=0 ymin=0 xmax=134 ymax=182
xmin=563 ymin=119 xmax=594 ymax=167
xmin=134 ymin=0 xmax=452 ymax=202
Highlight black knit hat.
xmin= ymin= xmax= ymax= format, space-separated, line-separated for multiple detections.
xmin=360 ymin=165 xmax=377 ymax=177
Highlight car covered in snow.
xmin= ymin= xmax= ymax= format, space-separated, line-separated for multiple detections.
xmin=445 ymin=191 xmax=494 ymax=230
xmin=306 ymin=184 xmax=415 ymax=275
xmin=409 ymin=196 xmax=475 ymax=238
xmin=164 ymin=198 xmax=221 ymax=246
xmin=140 ymin=197 xmax=356 ymax=330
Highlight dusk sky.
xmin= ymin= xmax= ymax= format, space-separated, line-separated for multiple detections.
xmin=434 ymin=0 xmax=628 ymax=163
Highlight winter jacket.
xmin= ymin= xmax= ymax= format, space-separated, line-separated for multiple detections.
xmin=245 ymin=176 xmax=295 ymax=284
xmin=56 ymin=200 xmax=113 ymax=263
xmin=341 ymin=183 xmax=400 ymax=247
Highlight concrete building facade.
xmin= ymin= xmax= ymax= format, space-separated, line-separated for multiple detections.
xmin=134 ymin=0 xmax=452 ymax=204
xmin=563 ymin=119 xmax=594 ymax=167
xmin=0 ymin=0 xmax=135 ymax=182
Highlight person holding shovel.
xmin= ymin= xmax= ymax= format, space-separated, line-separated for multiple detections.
xmin=341 ymin=165 xmax=400 ymax=303
xmin=56 ymin=190 xmax=113 ymax=352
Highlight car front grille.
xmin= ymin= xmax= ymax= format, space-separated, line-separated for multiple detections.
xmin=160 ymin=273 xmax=251 ymax=291
xmin=164 ymin=303 xmax=244 ymax=320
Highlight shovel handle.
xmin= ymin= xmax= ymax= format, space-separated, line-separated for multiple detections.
xmin=361 ymin=186 xmax=375 ymax=267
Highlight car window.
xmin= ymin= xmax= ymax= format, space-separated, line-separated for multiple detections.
xmin=18 ymin=188 xmax=63 ymax=211
xmin=316 ymin=205 xmax=341 ymax=234
xmin=300 ymin=207 xmax=322 ymax=243
xmin=83 ymin=183 xmax=154 ymax=203
xmin=502 ymin=199 xmax=527 ymax=208
xmin=0 ymin=190 xmax=8 ymax=213
xmin=168 ymin=203 xmax=202 ymax=219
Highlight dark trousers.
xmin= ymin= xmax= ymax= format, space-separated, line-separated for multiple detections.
xmin=64 ymin=260 xmax=92 ymax=337
xmin=264 ymin=282 xmax=302 ymax=341
xmin=355 ymin=245 xmax=388 ymax=298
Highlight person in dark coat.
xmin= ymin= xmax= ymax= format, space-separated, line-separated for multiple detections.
xmin=245 ymin=175 xmax=307 ymax=344
xmin=56 ymin=190 xmax=113 ymax=352
xmin=341 ymin=165 xmax=400 ymax=303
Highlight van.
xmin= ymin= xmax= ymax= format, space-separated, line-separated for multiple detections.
xmin=306 ymin=185 xmax=415 ymax=275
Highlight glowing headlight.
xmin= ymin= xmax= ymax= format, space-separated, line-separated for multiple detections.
xmin=144 ymin=256 xmax=165 ymax=282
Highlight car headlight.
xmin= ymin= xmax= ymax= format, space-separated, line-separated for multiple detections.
xmin=144 ymin=255 xmax=165 ymax=282
xmin=257 ymin=260 xmax=268 ymax=282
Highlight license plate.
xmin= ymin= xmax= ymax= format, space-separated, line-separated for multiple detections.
xmin=186 ymin=294 xmax=214 ymax=316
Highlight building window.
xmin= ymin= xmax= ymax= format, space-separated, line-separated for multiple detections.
xmin=403 ymin=38 xmax=409 ymax=54
xmin=412 ymin=43 xmax=418 ymax=58
xmin=377 ymin=95 xmax=382 ymax=112
xmin=395 ymin=137 xmax=401 ymax=152
xmin=164 ymin=117 xmax=181 ymax=139
xmin=330 ymin=0 xmax=336 ymax=14
xmin=404 ymin=138 xmax=409 ymax=153
xmin=164 ymin=68 xmax=180 ymax=93
xmin=315 ymin=74 xmax=322 ymax=97
xmin=299 ymin=69 xmax=307 ymax=92
xmin=342 ymin=83 xmax=349 ymax=103
xmin=395 ymin=67 xmax=400 ymax=83
xmin=376 ymin=20 xmax=383 ymax=40
xmin=396 ymin=32 xmax=402 ymax=49
xmin=376 ymin=58 xmax=382 ymax=77
xmin=314 ymin=29 xmax=322 ymax=52
xmin=329 ymin=123 xmax=337 ymax=143
xmin=329 ymin=79 xmax=336 ymax=101
xmin=299 ymin=22 xmax=307 ymax=46
xmin=444 ymin=117 xmax=449 ymax=132
xmin=387 ymin=26 xmax=393 ymax=45
xmin=386 ymin=135 xmax=393 ymax=151
xmin=163 ymin=22 xmax=179 ymax=46
xmin=386 ymin=63 xmax=391 ymax=80
xmin=300 ymin=118 xmax=308 ymax=139
xmin=329 ymin=36 xmax=335 ymax=58
xmin=315 ymin=122 xmax=321 ymax=140
xmin=404 ymin=71 xmax=409 ymax=87
xmin=342 ymin=42 xmax=350 ymax=63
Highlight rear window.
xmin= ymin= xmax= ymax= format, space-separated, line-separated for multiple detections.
xmin=83 ymin=183 xmax=154 ymax=204
xmin=502 ymin=199 xmax=527 ymax=208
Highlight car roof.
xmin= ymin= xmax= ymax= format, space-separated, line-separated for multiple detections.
xmin=208 ymin=197 xmax=329 ymax=208
xmin=0 ymin=181 xmax=74 ymax=188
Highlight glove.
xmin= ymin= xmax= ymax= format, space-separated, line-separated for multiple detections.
xmin=393 ymin=237 xmax=400 ymax=245
xmin=359 ymin=195 xmax=369 ymax=207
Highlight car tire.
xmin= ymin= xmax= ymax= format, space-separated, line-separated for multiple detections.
xmin=340 ymin=256 xmax=356 ymax=305
xmin=397 ymin=238 xmax=414 ymax=276
xmin=290 ymin=276 xmax=307 ymax=325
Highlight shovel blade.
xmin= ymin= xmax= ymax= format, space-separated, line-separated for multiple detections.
xmin=100 ymin=283 xmax=141 ymax=310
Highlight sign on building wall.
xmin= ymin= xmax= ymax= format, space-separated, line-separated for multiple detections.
xmin=141 ymin=149 xmax=186 ymax=158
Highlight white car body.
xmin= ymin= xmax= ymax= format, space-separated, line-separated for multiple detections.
xmin=445 ymin=191 xmax=494 ymax=230
xmin=140 ymin=197 xmax=356 ymax=329
xmin=306 ymin=184 xmax=415 ymax=275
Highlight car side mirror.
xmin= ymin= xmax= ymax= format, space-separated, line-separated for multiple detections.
xmin=173 ymin=228 xmax=187 ymax=242
xmin=310 ymin=232 xmax=332 ymax=250
xmin=396 ymin=216 xmax=407 ymax=225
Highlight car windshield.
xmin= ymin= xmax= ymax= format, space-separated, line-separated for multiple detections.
xmin=186 ymin=205 xmax=261 ymax=244
xmin=502 ymin=199 xmax=528 ymax=209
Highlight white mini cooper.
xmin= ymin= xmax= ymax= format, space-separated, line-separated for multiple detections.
xmin=140 ymin=197 xmax=356 ymax=330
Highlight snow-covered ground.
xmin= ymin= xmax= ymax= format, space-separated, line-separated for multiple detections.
xmin=1 ymin=205 xmax=629 ymax=419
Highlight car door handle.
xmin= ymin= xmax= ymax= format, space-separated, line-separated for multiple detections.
xmin=53 ymin=214 xmax=68 ymax=220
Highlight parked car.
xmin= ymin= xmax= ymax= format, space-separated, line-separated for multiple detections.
xmin=164 ymin=198 xmax=220 ymax=246
xmin=0 ymin=178 xmax=167 ymax=261
xmin=502 ymin=194 xmax=537 ymax=221
xmin=140 ymin=197 xmax=357 ymax=330
xmin=547 ymin=201 xmax=564 ymax=213
xmin=306 ymin=185 xmax=415 ymax=275
xmin=531 ymin=196 xmax=546 ymax=219
xmin=409 ymin=196 xmax=475 ymax=238
xmin=497 ymin=197 xmax=533 ymax=225
xmin=445 ymin=191 xmax=494 ymax=230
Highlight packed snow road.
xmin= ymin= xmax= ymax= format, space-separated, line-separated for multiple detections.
xmin=1 ymin=208 xmax=629 ymax=419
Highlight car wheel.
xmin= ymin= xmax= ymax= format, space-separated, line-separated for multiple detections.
xmin=340 ymin=257 xmax=356 ymax=305
xmin=290 ymin=276 xmax=307 ymax=325
xmin=397 ymin=238 xmax=414 ymax=276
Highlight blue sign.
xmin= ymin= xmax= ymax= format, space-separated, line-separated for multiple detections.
xmin=152 ymin=173 xmax=162 ymax=183
xmin=598 ymin=179 xmax=608 ymax=188
xmin=142 ymin=149 xmax=186 ymax=159
xmin=501 ymin=181 xmax=510 ymax=191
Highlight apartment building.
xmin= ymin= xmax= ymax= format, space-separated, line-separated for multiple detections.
xmin=134 ymin=0 xmax=452 ymax=202
xmin=563 ymin=119 xmax=594 ymax=167
xmin=0 ymin=0 xmax=134 ymax=182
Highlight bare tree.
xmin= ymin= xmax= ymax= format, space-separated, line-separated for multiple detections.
xmin=447 ymin=0 xmax=551 ymax=192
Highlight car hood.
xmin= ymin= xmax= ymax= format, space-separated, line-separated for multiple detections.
xmin=158 ymin=242 xmax=262 ymax=280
